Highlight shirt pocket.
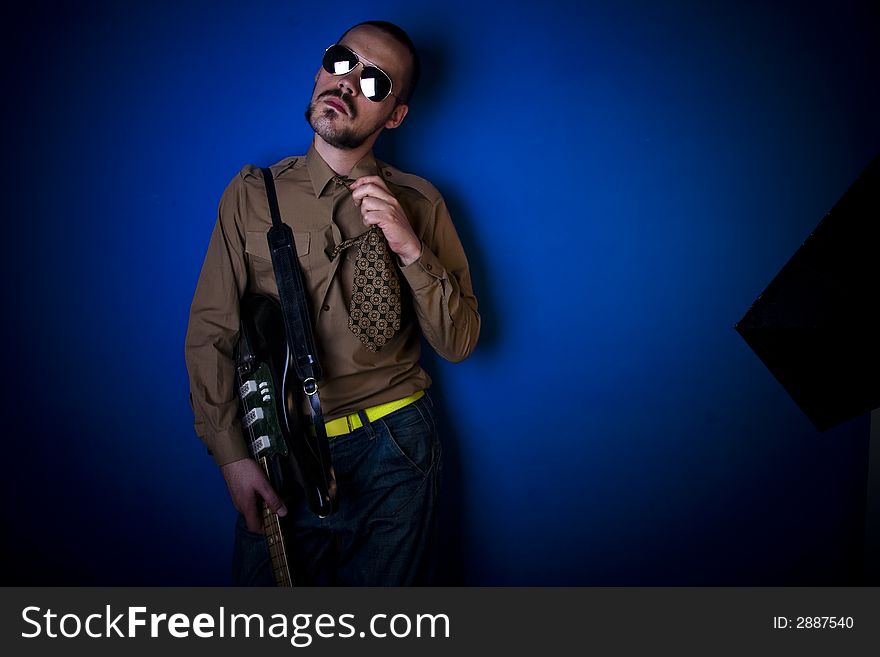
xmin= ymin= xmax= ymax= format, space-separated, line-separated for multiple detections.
xmin=245 ymin=230 xmax=311 ymax=293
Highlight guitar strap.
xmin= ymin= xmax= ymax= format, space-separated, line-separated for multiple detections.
xmin=260 ymin=167 xmax=336 ymax=517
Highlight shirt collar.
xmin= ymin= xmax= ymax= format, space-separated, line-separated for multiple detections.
xmin=306 ymin=143 xmax=380 ymax=198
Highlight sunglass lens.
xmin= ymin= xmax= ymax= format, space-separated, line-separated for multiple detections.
xmin=323 ymin=44 xmax=357 ymax=75
xmin=361 ymin=66 xmax=392 ymax=101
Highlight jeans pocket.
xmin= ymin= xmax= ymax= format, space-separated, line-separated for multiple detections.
xmin=232 ymin=514 xmax=275 ymax=587
xmin=379 ymin=401 xmax=436 ymax=477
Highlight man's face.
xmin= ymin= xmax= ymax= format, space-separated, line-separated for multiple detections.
xmin=305 ymin=25 xmax=410 ymax=150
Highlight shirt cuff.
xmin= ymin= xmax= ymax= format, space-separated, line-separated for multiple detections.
xmin=400 ymin=243 xmax=446 ymax=291
xmin=203 ymin=425 xmax=250 ymax=467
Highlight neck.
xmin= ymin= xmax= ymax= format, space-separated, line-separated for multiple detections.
xmin=313 ymin=134 xmax=378 ymax=176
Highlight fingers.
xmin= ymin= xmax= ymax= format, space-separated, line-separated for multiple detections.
xmin=354 ymin=192 xmax=400 ymax=230
xmin=221 ymin=457 xmax=288 ymax=534
xmin=350 ymin=177 xmax=397 ymax=207
xmin=243 ymin=481 xmax=286 ymax=535
xmin=360 ymin=208 xmax=405 ymax=234
xmin=358 ymin=195 xmax=395 ymax=215
xmin=349 ymin=175 xmax=419 ymax=261
xmin=257 ymin=479 xmax=288 ymax=518
xmin=349 ymin=174 xmax=387 ymax=190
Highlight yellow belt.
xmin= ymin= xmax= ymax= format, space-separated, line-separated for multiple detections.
xmin=322 ymin=390 xmax=424 ymax=438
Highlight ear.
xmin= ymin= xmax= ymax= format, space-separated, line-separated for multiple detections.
xmin=384 ymin=103 xmax=409 ymax=130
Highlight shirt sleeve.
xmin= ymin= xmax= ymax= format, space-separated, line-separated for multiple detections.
xmin=399 ymin=195 xmax=481 ymax=362
xmin=184 ymin=173 xmax=250 ymax=466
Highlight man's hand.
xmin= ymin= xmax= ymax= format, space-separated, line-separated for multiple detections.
xmin=349 ymin=175 xmax=422 ymax=266
xmin=220 ymin=457 xmax=288 ymax=534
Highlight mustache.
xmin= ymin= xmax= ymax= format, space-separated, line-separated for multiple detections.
xmin=317 ymin=89 xmax=356 ymax=117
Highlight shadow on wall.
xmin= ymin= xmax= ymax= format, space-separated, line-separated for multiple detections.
xmin=376 ymin=35 xmax=502 ymax=584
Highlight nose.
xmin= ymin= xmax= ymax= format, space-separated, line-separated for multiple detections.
xmin=337 ymin=65 xmax=360 ymax=97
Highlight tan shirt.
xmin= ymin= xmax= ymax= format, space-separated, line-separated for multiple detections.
xmin=185 ymin=145 xmax=480 ymax=466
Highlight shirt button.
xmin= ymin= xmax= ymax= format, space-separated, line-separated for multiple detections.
xmin=425 ymin=264 xmax=432 ymax=271
xmin=322 ymin=304 xmax=330 ymax=311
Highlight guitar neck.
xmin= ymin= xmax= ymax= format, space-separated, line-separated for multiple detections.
xmin=258 ymin=456 xmax=293 ymax=587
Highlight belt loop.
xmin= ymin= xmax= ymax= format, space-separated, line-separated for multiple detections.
xmin=357 ymin=410 xmax=374 ymax=438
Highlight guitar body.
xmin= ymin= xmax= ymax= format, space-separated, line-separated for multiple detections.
xmin=234 ymin=293 xmax=338 ymax=586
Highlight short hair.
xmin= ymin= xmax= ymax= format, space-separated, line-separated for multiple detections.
xmin=339 ymin=21 xmax=420 ymax=105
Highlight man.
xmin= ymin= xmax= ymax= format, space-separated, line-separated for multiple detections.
xmin=185 ymin=20 xmax=479 ymax=585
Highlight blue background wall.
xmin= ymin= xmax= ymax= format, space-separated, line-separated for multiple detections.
xmin=2 ymin=0 xmax=877 ymax=585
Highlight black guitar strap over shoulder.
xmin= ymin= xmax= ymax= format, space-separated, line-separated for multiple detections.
xmin=260 ymin=167 xmax=336 ymax=517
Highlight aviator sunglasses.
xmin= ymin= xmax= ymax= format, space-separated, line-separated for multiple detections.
xmin=321 ymin=44 xmax=396 ymax=102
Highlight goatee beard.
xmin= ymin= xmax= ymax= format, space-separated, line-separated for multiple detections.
xmin=304 ymin=89 xmax=389 ymax=150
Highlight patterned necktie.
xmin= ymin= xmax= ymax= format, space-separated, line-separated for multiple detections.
xmin=328 ymin=176 xmax=402 ymax=352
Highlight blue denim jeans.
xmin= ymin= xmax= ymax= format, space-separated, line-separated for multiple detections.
xmin=232 ymin=392 xmax=442 ymax=586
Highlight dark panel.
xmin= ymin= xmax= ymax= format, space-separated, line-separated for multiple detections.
xmin=737 ymin=154 xmax=880 ymax=430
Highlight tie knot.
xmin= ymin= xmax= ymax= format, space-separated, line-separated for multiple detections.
xmin=332 ymin=175 xmax=355 ymax=191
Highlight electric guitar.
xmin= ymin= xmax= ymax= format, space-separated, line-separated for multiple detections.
xmin=235 ymin=293 xmax=331 ymax=587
